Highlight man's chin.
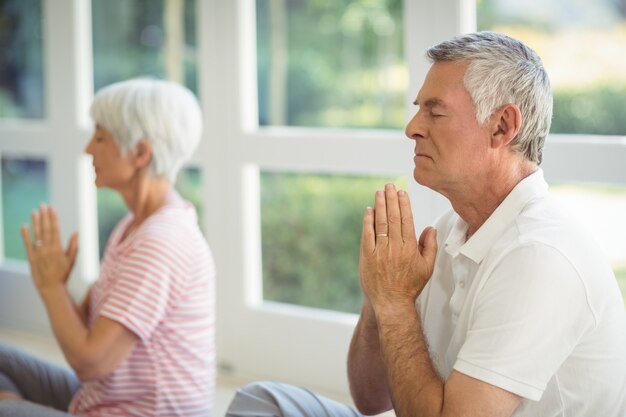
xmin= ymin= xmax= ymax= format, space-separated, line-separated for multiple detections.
xmin=413 ymin=170 xmax=441 ymax=194
xmin=413 ymin=169 xmax=429 ymax=187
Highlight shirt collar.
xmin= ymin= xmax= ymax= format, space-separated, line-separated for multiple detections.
xmin=445 ymin=169 xmax=549 ymax=263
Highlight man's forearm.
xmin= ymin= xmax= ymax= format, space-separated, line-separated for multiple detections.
xmin=348 ymin=301 xmax=393 ymax=415
xmin=377 ymin=302 xmax=444 ymax=417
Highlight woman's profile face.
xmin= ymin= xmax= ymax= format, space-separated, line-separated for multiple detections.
xmin=85 ymin=125 xmax=136 ymax=190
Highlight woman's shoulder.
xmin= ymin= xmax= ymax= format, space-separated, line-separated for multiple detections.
xmin=135 ymin=201 xmax=207 ymax=251
xmin=141 ymin=206 xmax=201 ymax=238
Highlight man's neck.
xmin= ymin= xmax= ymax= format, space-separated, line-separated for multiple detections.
xmin=450 ymin=161 xmax=537 ymax=238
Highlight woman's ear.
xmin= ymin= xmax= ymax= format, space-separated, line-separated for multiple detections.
xmin=491 ymin=103 xmax=522 ymax=149
xmin=133 ymin=140 xmax=153 ymax=169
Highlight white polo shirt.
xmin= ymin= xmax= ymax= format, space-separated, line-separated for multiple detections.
xmin=417 ymin=169 xmax=626 ymax=417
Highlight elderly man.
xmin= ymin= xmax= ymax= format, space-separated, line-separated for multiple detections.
xmin=226 ymin=32 xmax=626 ymax=417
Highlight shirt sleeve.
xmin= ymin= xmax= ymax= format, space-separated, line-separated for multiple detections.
xmin=96 ymin=238 xmax=177 ymax=341
xmin=453 ymin=243 xmax=595 ymax=400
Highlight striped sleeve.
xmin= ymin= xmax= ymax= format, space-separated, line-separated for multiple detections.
xmin=97 ymin=238 xmax=178 ymax=341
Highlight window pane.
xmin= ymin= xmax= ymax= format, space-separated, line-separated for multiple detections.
xmin=551 ymin=183 xmax=626 ymax=304
xmin=256 ymin=0 xmax=406 ymax=129
xmin=1 ymin=157 xmax=49 ymax=260
xmin=175 ymin=165 xmax=202 ymax=226
xmin=261 ymin=171 xmax=407 ymax=313
xmin=477 ymin=0 xmax=626 ymax=136
xmin=92 ymin=0 xmax=198 ymax=94
xmin=96 ymin=188 xmax=126 ymax=259
xmin=96 ymin=166 xmax=202 ymax=258
xmin=0 ymin=0 xmax=44 ymax=118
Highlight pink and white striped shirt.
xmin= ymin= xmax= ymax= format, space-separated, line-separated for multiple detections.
xmin=69 ymin=191 xmax=215 ymax=416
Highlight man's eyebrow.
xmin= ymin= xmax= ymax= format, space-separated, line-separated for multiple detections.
xmin=412 ymin=98 xmax=447 ymax=109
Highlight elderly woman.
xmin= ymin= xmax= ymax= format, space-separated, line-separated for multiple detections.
xmin=0 ymin=79 xmax=215 ymax=416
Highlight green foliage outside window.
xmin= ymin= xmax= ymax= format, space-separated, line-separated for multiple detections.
xmin=92 ymin=0 xmax=198 ymax=94
xmin=256 ymin=0 xmax=406 ymax=129
xmin=477 ymin=0 xmax=626 ymax=137
xmin=552 ymin=85 xmax=626 ymax=135
xmin=261 ymin=172 xmax=407 ymax=313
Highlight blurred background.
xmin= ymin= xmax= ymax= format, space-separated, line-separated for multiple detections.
xmin=0 ymin=0 xmax=624 ymax=399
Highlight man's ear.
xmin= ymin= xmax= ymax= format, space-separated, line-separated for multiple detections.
xmin=491 ymin=103 xmax=522 ymax=148
xmin=133 ymin=139 xmax=153 ymax=169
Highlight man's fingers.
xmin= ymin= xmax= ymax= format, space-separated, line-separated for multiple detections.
xmin=384 ymin=184 xmax=401 ymax=241
xmin=398 ymin=190 xmax=416 ymax=242
xmin=361 ymin=207 xmax=376 ymax=254
xmin=374 ymin=190 xmax=389 ymax=242
xmin=419 ymin=227 xmax=438 ymax=268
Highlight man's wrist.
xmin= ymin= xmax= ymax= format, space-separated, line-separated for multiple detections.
xmin=372 ymin=299 xmax=418 ymax=325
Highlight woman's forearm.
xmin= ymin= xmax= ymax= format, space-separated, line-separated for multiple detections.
xmin=39 ymin=284 xmax=93 ymax=373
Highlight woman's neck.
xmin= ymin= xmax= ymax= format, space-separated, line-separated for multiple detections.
xmin=118 ymin=175 xmax=171 ymax=235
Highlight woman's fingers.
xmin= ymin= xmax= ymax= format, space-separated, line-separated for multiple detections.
xmin=48 ymin=206 xmax=61 ymax=243
xmin=40 ymin=204 xmax=53 ymax=244
xmin=20 ymin=224 xmax=34 ymax=261
xmin=31 ymin=210 xmax=42 ymax=244
xmin=66 ymin=232 xmax=79 ymax=270
xmin=28 ymin=204 xmax=64 ymax=247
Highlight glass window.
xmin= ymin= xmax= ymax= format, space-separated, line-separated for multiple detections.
xmin=92 ymin=0 xmax=198 ymax=94
xmin=256 ymin=0 xmax=406 ymax=129
xmin=175 ymin=165 xmax=202 ymax=224
xmin=96 ymin=188 xmax=126 ymax=258
xmin=96 ymin=166 xmax=202 ymax=258
xmin=1 ymin=157 xmax=49 ymax=260
xmin=261 ymin=171 xmax=407 ymax=313
xmin=0 ymin=0 xmax=44 ymax=119
xmin=551 ymin=183 xmax=626 ymax=304
xmin=477 ymin=0 xmax=626 ymax=136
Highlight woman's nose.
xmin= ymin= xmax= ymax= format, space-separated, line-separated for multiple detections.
xmin=84 ymin=137 xmax=95 ymax=155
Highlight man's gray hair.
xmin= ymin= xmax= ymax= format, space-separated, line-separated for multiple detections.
xmin=427 ymin=31 xmax=552 ymax=164
xmin=90 ymin=78 xmax=203 ymax=182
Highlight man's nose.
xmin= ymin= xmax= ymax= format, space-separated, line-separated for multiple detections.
xmin=405 ymin=112 xmax=425 ymax=141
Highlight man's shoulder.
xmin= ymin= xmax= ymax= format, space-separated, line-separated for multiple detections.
xmin=512 ymin=194 xmax=601 ymax=259
xmin=488 ymin=196 xmax=622 ymax=317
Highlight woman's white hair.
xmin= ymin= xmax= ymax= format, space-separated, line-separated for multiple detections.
xmin=89 ymin=78 xmax=203 ymax=182
xmin=427 ymin=31 xmax=552 ymax=164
